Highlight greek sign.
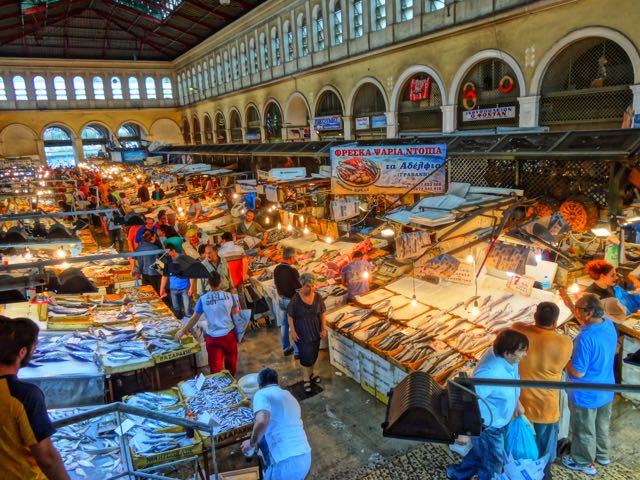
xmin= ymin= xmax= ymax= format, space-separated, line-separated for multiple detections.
xmin=462 ymin=106 xmax=516 ymax=122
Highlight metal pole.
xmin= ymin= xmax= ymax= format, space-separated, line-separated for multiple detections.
xmin=138 ymin=456 xmax=199 ymax=472
xmin=0 ymin=208 xmax=118 ymax=221
xmin=463 ymin=377 xmax=640 ymax=393
xmin=210 ymin=425 xmax=220 ymax=480
xmin=0 ymin=250 xmax=166 ymax=272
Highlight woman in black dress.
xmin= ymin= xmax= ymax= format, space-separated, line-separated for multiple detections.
xmin=287 ymin=273 xmax=327 ymax=393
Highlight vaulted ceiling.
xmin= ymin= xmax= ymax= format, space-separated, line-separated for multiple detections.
xmin=0 ymin=0 xmax=263 ymax=61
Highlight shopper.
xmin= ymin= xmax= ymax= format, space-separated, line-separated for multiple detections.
xmin=287 ymin=273 xmax=327 ymax=393
xmin=105 ymin=207 xmax=125 ymax=252
xmin=160 ymin=244 xmax=196 ymax=319
xmin=157 ymin=224 xmax=184 ymax=253
xmin=175 ymin=272 xmax=239 ymax=375
xmin=274 ymin=247 xmax=301 ymax=357
xmin=135 ymin=216 xmax=158 ymax=245
xmin=447 ymin=329 xmax=528 ymax=480
xmin=241 ymin=368 xmax=312 ymax=480
xmin=563 ymin=293 xmax=618 ymax=476
xmin=341 ymin=251 xmax=375 ymax=298
xmin=137 ymin=182 xmax=150 ymax=203
xmin=513 ymin=302 xmax=573 ymax=480
xmin=152 ymin=183 xmax=165 ymax=201
xmin=0 ymin=316 xmax=70 ymax=480
xmin=218 ymin=231 xmax=245 ymax=259
xmin=182 ymin=228 xmax=204 ymax=258
xmin=584 ymin=259 xmax=617 ymax=299
xmin=187 ymin=196 xmax=203 ymax=221
xmin=132 ymin=230 xmax=163 ymax=296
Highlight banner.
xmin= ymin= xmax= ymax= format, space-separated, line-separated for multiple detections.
xmin=355 ymin=117 xmax=370 ymax=130
xmin=409 ymin=77 xmax=432 ymax=102
xmin=371 ymin=115 xmax=387 ymax=129
xmin=463 ymin=106 xmax=516 ymax=122
xmin=331 ymin=144 xmax=446 ymax=195
xmin=122 ymin=150 xmax=146 ymax=163
xmin=395 ymin=231 xmax=432 ymax=260
xmin=314 ymin=115 xmax=342 ymax=131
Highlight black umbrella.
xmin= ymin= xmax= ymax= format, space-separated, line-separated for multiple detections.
xmin=168 ymin=255 xmax=212 ymax=279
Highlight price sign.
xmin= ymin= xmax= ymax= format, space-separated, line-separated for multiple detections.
xmin=507 ymin=274 xmax=535 ymax=297
xmin=194 ymin=373 xmax=206 ymax=393
xmin=448 ymin=262 xmax=474 ymax=286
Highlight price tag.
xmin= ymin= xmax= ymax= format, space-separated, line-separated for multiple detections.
xmin=448 ymin=262 xmax=474 ymax=286
xmin=116 ymin=418 xmax=135 ymax=436
xmin=507 ymin=274 xmax=535 ymax=297
xmin=194 ymin=373 xmax=206 ymax=392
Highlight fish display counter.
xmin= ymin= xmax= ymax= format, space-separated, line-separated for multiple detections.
xmin=326 ymin=275 xmax=572 ymax=403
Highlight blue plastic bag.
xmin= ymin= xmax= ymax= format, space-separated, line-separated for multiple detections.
xmin=614 ymin=285 xmax=640 ymax=314
xmin=505 ymin=416 xmax=539 ymax=461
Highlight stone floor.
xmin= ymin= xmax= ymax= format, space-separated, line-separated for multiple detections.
xmin=214 ymin=324 xmax=640 ymax=480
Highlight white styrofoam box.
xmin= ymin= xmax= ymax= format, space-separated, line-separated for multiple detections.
xmin=621 ymin=361 xmax=640 ymax=403
xmin=393 ymin=366 xmax=408 ymax=384
xmin=623 ymin=334 xmax=640 ymax=355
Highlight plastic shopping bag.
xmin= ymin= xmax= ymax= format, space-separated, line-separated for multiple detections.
xmin=614 ymin=285 xmax=640 ymax=314
xmin=494 ymin=453 xmax=550 ymax=480
xmin=232 ymin=309 xmax=252 ymax=342
xmin=505 ymin=416 xmax=539 ymax=461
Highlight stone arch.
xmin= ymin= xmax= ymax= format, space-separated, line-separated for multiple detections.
xmin=531 ymin=26 xmax=640 ymax=95
xmin=42 ymin=121 xmax=78 ymax=139
xmin=285 ymin=91 xmax=311 ymax=123
xmin=347 ymin=76 xmax=389 ymax=116
xmin=448 ymin=49 xmax=526 ymax=105
xmin=0 ymin=123 xmax=38 ymax=158
xmin=78 ymin=120 xmax=114 ymax=139
xmin=182 ymin=117 xmax=192 ymax=144
xmin=390 ymin=65 xmax=447 ymax=111
xmin=192 ymin=115 xmax=202 ymax=144
xmin=116 ymin=120 xmax=147 ymax=138
xmin=149 ymin=118 xmax=182 ymax=145
xmin=203 ymin=113 xmax=214 ymax=143
xmin=313 ymin=85 xmax=345 ymax=116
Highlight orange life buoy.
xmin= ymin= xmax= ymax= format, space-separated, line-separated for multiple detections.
xmin=498 ymin=75 xmax=515 ymax=93
xmin=462 ymin=82 xmax=477 ymax=111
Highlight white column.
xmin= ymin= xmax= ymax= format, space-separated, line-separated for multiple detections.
xmin=518 ymin=95 xmax=540 ymax=128
xmin=631 ymin=84 xmax=640 ymax=115
xmin=386 ymin=111 xmax=398 ymax=138
xmin=342 ymin=115 xmax=352 ymax=140
xmin=441 ymin=105 xmax=456 ymax=133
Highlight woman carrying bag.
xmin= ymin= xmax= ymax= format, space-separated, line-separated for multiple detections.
xmin=287 ymin=273 xmax=327 ymax=393
xmin=175 ymin=271 xmax=240 ymax=375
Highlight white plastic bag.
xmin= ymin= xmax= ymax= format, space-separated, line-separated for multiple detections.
xmin=495 ymin=453 xmax=550 ymax=480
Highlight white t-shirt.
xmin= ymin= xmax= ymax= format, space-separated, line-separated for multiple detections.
xmin=194 ymin=290 xmax=237 ymax=337
xmin=218 ymin=241 xmax=245 ymax=259
xmin=252 ymin=385 xmax=311 ymax=463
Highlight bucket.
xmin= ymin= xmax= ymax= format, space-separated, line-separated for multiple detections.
xmin=238 ymin=373 xmax=259 ymax=400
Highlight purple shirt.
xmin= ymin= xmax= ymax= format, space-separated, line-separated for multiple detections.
xmin=341 ymin=260 xmax=374 ymax=297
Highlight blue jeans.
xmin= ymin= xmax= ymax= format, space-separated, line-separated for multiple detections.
xmin=533 ymin=422 xmax=558 ymax=480
xmin=279 ymin=297 xmax=298 ymax=354
xmin=448 ymin=425 xmax=507 ymax=480
xmin=171 ymin=288 xmax=192 ymax=318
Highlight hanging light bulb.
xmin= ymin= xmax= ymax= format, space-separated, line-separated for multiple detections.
xmin=471 ymin=301 xmax=480 ymax=317
xmin=380 ymin=226 xmax=395 ymax=237
xmin=411 ymin=295 xmax=418 ymax=307
xmin=265 ymin=217 xmax=270 ymax=225
xmin=24 ymin=249 xmax=32 ymax=260
xmin=56 ymin=248 xmax=67 ymax=259
xmin=569 ymin=282 xmax=580 ymax=294
xmin=362 ymin=270 xmax=369 ymax=279
xmin=277 ymin=222 xmax=282 ymax=230
xmin=466 ymin=254 xmax=474 ymax=264
xmin=286 ymin=224 xmax=293 ymax=232
xmin=325 ymin=236 xmax=333 ymax=244
xmin=232 ymin=193 xmax=239 ymax=199
xmin=300 ymin=215 xmax=305 ymax=223
xmin=303 ymin=226 xmax=310 ymax=235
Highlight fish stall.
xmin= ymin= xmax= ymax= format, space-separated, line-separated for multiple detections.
xmin=326 ymin=273 xmax=572 ymax=404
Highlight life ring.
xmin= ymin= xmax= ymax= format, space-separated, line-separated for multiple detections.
xmin=498 ymin=75 xmax=515 ymax=93
xmin=462 ymin=82 xmax=477 ymax=111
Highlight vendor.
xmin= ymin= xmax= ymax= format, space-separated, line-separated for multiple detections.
xmin=341 ymin=251 xmax=375 ymax=298
xmin=584 ymin=259 xmax=617 ymax=299
xmin=236 ymin=210 xmax=269 ymax=245
xmin=151 ymin=183 xmax=165 ymax=201
xmin=187 ymin=196 xmax=203 ymax=221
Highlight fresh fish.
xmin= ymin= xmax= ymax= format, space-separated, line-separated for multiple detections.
xmin=463 ymin=295 xmax=481 ymax=310
xmin=371 ymin=299 xmax=391 ymax=311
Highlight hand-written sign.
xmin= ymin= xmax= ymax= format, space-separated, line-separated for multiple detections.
xmin=447 ymin=261 xmax=475 ymax=286
xmin=507 ymin=274 xmax=535 ymax=297
xmin=486 ymin=243 xmax=530 ymax=275
xmin=415 ymin=253 xmax=460 ymax=280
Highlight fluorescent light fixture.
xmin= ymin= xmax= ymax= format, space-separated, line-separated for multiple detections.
xmin=591 ymin=227 xmax=612 ymax=237
xmin=506 ymin=271 xmax=515 ymax=277
xmin=625 ymin=216 xmax=640 ymax=223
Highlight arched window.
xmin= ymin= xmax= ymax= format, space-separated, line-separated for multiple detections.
xmin=333 ymin=1 xmax=343 ymax=45
xmin=260 ymin=33 xmax=269 ymax=70
xmin=118 ymin=123 xmax=144 ymax=148
xmin=399 ymin=0 xmax=413 ymax=21
xmin=264 ymin=102 xmax=283 ymax=142
xmin=145 ymin=77 xmax=157 ymax=99
xmin=249 ymin=39 xmax=258 ymax=74
xmin=373 ymin=0 xmax=386 ymax=30
xmin=397 ymin=72 xmax=443 ymax=133
xmin=12 ymin=75 xmax=28 ymax=101
xmin=230 ymin=110 xmax=243 ymax=143
xmin=352 ymin=83 xmax=387 ymax=139
xmin=204 ymin=115 xmax=213 ymax=142
xmin=315 ymin=89 xmax=344 ymax=138
xmin=177 ymin=81 xmax=184 ymax=104
xmin=232 ymin=47 xmax=239 ymax=80
xmin=81 ymin=124 xmax=109 ymax=160
xmin=313 ymin=7 xmax=325 ymax=51
xmin=111 ymin=77 xmax=123 ymax=99
xmin=209 ymin=59 xmax=216 ymax=86
xmin=215 ymin=112 xmax=227 ymax=143
xmin=197 ymin=65 xmax=204 ymax=96
xmin=283 ymin=22 xmax=295 ymax=62
xmin=0 ymin=77 xmax=8 ymax=101
xmin=246 ymin=106 xmax=261 ymax=142
xmin=351 ymin=0 xmax=363 ymax=38
xmin=203 ymin=66 xmax=210 ymax=92
xmin=93 ymin=77 xmax=105 ymax=100
xmin=73 ymin=76 xmax=86 ymax=100
xmin=53 ymin=76 xmax=67 ymax=100
xmin=33 ymin=76 xmax=48 ymax=101
xmin=271 ymin=27 xmax=281 ymax=66
xmin=240 ymin=43 xmax=248 ymax=77
xmin=224 ymin=52 xmax=231 ymax=83
xmin=43 ymin=126 xmax=75 ymax=167
xmin=192 ymin=116 xmax=202 ymax=144
xmin=426 ymin=0 xmax=445 ymax=12
xmin=298 ymin=14 xmax=309 ymax=57
xmin=128 ymin=77 xmax=140 ymax=99
xmin=182 ymin=118 xmax=191 ymax=144
xmin=216 ymin=55 xmax=224 ymax=84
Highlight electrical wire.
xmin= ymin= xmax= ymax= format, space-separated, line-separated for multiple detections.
xmin=448 ymin=379 xmax=494 ymax=430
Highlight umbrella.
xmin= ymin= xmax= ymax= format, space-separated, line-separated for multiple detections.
xmin=168 ymin=255 xmax=212 ymax=279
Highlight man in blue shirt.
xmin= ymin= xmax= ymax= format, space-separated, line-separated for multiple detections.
xmin=160 ymin=244 xmax=196 ymax=319
xmin=341 ymin=251 xmax=375 ymax=299
xmin=563 ymin=293 xmax=618 ymax=476
xmin=448 ymin=329 xmax=528 ymax=480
